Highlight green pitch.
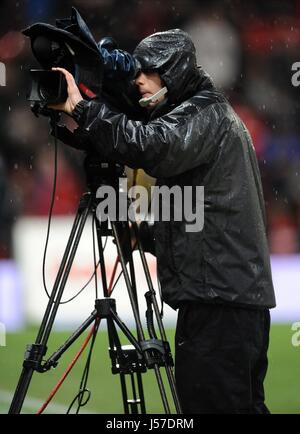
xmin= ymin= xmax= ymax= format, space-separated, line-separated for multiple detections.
xmin=0 ymin=325 xmax=299 ymax=414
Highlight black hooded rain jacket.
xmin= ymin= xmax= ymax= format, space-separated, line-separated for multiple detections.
xmin=74 ymin=29 xmax=276 ymax=310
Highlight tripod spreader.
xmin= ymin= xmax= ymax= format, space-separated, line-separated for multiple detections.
xmin=42 ymin=298 xmax=142 ymax=373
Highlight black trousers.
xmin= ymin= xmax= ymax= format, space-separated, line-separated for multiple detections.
xmin=175 ymin=302 xmax=271 ymax=414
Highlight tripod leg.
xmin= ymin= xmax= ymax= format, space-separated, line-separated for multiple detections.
xmin=110 ymin=221 xmax=145 ymax=339
xmin=36 ymin=196 xmax=91 ymax=342
xmin=119 ymin=374 xmax=130 ymax=414
xmin=105 ymin=311 xmax=147 ymax=414
xmin=136 ymin=371 xmax=146 ymax=414
xmin=110 ymin=220 xmax=178 ymax=414
xmin=94 ymin=218 xmax=108 ymax=296
xmin=129 ymin=373 xmax=139 ymax=414
xmin=41 ymin=193 xmax=94 ymax=341
xmin=9 ymin=368 xmax=35 ymax=415
xmin=132 ymin=221 xmax=182 ymax=413
xmin=9 ymin=193 xmax=94 ymax=414
xmin=109 ymin=307 xmax=172 ymax=414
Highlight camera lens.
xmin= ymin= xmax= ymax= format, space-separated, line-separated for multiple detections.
xmin=38 ymin=73 xmax=59 ymax=101
xmin=39 ymin=84 xmax=54 ymax=101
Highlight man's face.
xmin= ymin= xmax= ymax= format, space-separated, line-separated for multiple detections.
xmin=135 ymin=71 xmax=165 ymax=108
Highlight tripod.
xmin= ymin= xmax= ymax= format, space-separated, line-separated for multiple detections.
xmin=9 ymin=153 xmax=182 ymax=414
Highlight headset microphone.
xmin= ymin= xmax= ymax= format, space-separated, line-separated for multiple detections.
xmin=139 ymin=86 xmax=168 ymax=107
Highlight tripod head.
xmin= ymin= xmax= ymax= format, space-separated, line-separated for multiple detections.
xmin=30 ymin=95 xmax=125 ymax=189
xmin=84 ymin=154 xmax=125 ymax=194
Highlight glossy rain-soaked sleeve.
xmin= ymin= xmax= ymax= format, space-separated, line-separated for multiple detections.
xmin=79 ymin=98 xmax=225 ymax=178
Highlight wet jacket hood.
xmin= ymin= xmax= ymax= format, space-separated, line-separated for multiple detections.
xmin=133 ymin=29 xmax=214 ymax=104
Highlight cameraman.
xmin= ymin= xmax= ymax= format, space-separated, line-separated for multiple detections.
xmin=49 ymin=29 xmax=276 ymax=414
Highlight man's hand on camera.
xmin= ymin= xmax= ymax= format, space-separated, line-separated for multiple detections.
xmin=48 ymin=67 xmax=83 ymax=115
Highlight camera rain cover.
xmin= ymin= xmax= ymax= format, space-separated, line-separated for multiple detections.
xmin=23 ymin=7 xmax=103 ymax=99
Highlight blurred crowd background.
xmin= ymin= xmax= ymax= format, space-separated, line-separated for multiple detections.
xmin=1 ymin=0 xmax=300 ymax=258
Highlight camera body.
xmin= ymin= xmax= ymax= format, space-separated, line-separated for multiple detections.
xmin=24 ymin=7 xmax=145 ymax=121
xmin=23 ymin=8 xmax=103 ymax=105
